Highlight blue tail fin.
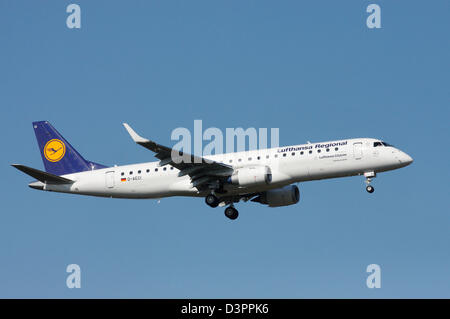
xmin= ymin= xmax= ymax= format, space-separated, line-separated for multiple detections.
xmin=33 ymin=121 xmax=107 ymax=175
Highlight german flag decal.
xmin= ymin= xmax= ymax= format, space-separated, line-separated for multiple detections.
xmin=121 ymin=178 xmax=126 ymax=182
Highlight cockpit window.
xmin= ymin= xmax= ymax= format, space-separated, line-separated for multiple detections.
xmin=374 ymin=142 xmax=383 ymax=147
xmin=374 ymin=141 xmax=394 ymax=147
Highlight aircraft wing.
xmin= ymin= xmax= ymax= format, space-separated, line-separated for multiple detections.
xmin=123 ymin=123 xmax=233 ymax=189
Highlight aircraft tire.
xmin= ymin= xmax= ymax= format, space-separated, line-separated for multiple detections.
xmin=224 ymin=207 xmax=239 ymax=220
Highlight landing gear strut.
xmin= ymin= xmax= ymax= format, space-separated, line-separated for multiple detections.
xmin=364 ymin=171 xmax=376 ymax=194
xmin=224 ymin=206 xmax=239 ymax=220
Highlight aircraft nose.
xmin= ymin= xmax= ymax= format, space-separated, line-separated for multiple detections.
xmin=399 ymin=151 xmax=413 ymax=166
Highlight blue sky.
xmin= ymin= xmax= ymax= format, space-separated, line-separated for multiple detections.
xmin=1 ymin=0 xmax=449 ymax=298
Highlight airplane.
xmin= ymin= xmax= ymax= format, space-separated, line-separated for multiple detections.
xmin=12 ymin=121 xmax=413 ymax=220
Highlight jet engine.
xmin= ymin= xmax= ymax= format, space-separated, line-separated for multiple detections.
xmin=252 ymin=185 xmax=300 ymax=207
xmin=230 ymin=166 xmax=272 ymax=187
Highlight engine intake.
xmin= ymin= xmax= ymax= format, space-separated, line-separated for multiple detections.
xmin=252 ymin=185 xmax=300 ymax=207
xmin=230 ymin=166 xmax=272 ymax=187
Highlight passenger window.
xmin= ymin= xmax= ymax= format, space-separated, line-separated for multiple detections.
xmin=326 ymin=148 xmax=330 ymax=152
xmin=309 ymin=150 xmax=312 ymax=154
xmin=155 ymin=168 xmax=158 ymax=172
xmin=170 ymin=167 xmax=174 ymax=170
xmin=129 ymin=171 xmax=133 ymax=175
xmin=300 ymin=151 xmax=304 ymax=155
xmin=163 ymin=167 xmax=167 ymax=171
xmin=291 ymin=152 xmax=295 ymax=156
xmin=283 ymin=153 xmax=287 ymax=157
xmin=238 ymin=158 xmax=242 ymax=162
xmin=138 ymin=170 xmax=141 ymax=174
xmin=335 ymin=147 xmax=339 ymax=151
xmin=266 ymin=155 xmax=269 ymax=159
xmin=121 ymin=172 xmax=124 ymax=176
xmin=248 ymin=157 xmax=252 ymax=161
xmin=257 ymin=156 xmax=261 ymax=160
xmin=146 ymin=169 xmax=150 ymax=173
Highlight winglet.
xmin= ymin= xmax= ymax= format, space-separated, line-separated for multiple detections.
xmin=123 ymin=123 xmax=149 ymax=143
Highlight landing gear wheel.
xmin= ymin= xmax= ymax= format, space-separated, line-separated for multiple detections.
xmin=205 ymin=194 xmax=219 ymax=208
xmin=224 ymin=207 xmax=239 ymax=220
xmin=364 ymin=172 xmax=376 ymax=194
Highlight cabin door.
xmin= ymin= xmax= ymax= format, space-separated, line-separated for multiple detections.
xmin=353 ymin=142 xmax=363 ymax=160
xmin=105 ymin=171 xmax=115 ymax=188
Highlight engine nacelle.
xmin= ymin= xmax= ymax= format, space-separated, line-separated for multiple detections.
xmin=252 ymin=185 xmax=300 ymax=207
xmin=230 ymin=166 xmax=272 ymax=187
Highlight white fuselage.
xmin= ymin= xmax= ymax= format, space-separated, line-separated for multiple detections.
xmin=37 ymin=138 xmax=413 ymax=199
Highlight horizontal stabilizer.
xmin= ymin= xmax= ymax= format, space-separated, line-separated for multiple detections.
xmin=11 ymin=164 xmax=74 ymax=184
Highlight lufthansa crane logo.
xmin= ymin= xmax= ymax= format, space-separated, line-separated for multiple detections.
xmin=44 ymin=139 xmax=66 ymax=162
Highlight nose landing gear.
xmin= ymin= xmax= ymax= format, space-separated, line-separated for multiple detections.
xmin=364 ymin=171 xmax=376 ymax=194
xmin=366 ymin=185 xmax=375 ymax=193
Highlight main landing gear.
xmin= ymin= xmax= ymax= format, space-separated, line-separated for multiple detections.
xmin=205 ymin=194 xmax=219 ymax=208
xmin=224 ymin=206 xmax=239 ymax=220
xmin=364 ymin=171 xmax=376 ymax=194
xmin=205 ymin=193 xmax=240 ymax=220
